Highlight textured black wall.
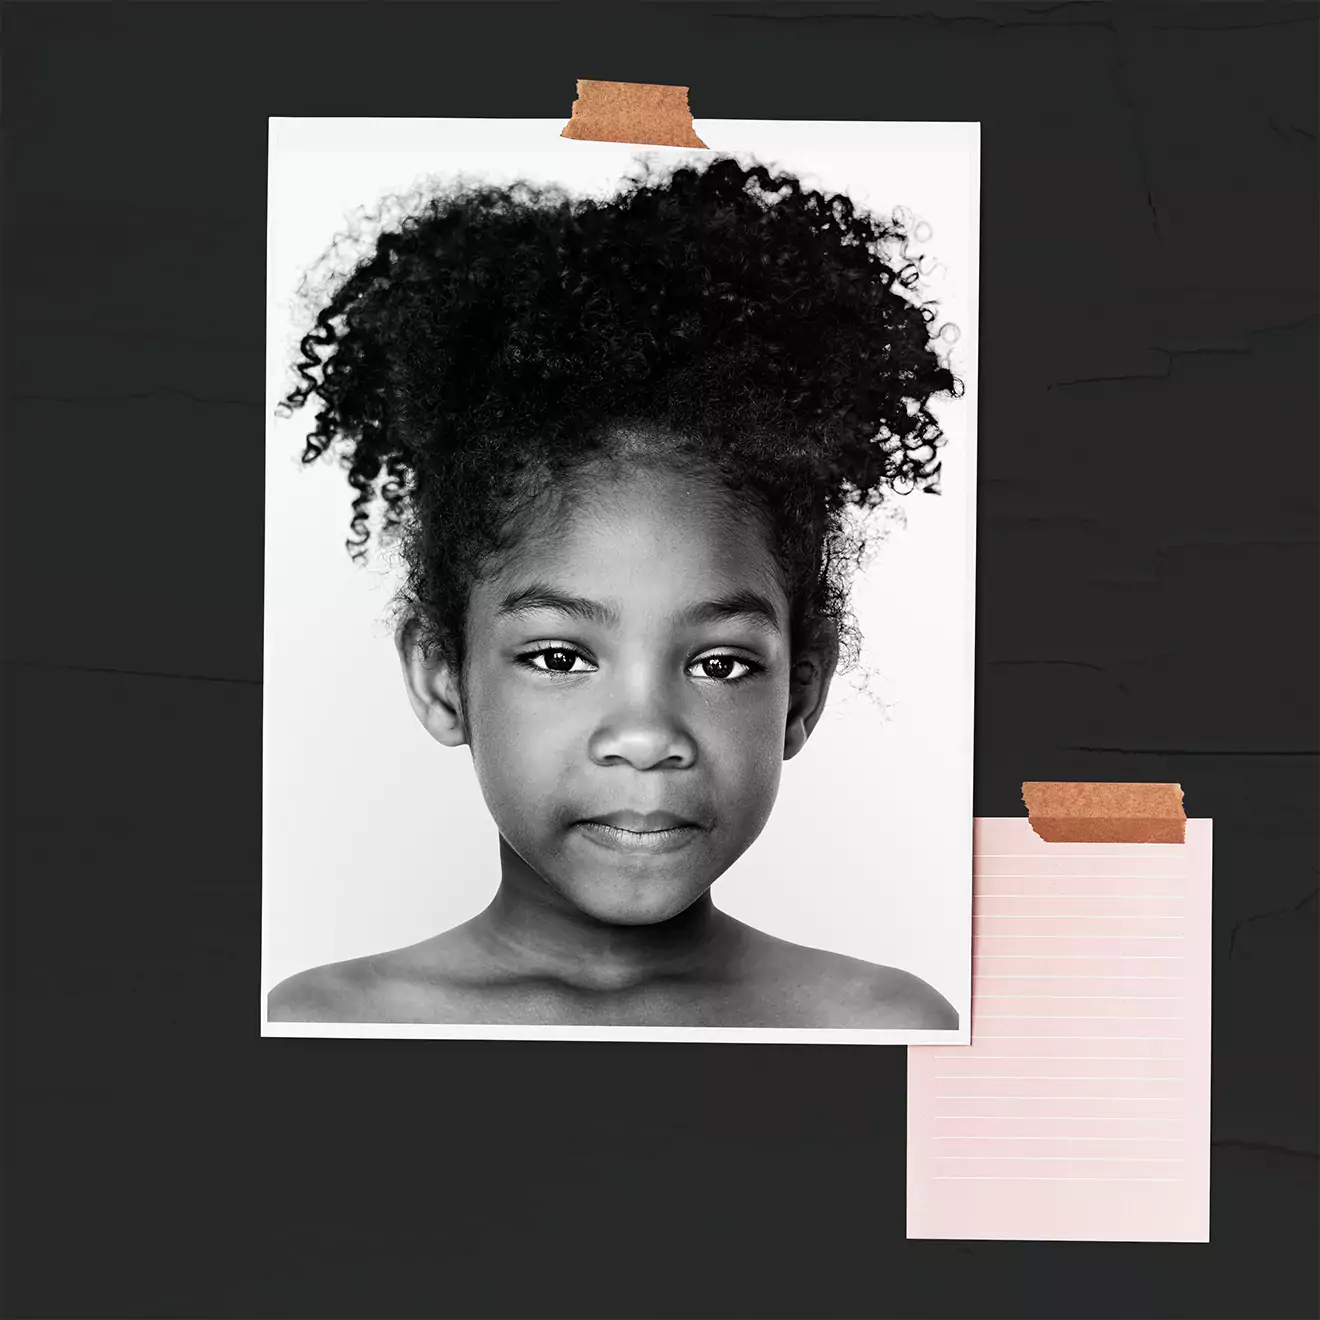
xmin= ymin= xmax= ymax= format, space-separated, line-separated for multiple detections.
xmin=2 ymin=3 xmax=1316 ymax=1317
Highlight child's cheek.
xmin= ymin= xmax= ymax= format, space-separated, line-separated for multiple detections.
xmin=704 ymin=693 xmax=787 ymax=787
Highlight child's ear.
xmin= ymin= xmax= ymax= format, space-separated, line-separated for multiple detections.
xmin=395 ymin=620 xmax=467 ymax=748
xmin=784 ymin=629 xmax=838 ymax=761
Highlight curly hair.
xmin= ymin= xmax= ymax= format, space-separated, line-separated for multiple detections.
xmin=278 ymin=155 xmax=962 ymax=673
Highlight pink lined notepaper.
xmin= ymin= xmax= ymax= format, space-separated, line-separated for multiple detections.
xmin=908 ymin=817 xmax=1211 ymax=1241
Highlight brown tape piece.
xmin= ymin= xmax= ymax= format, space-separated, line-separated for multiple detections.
xmin=561 ymin=79 xmax=709 ymax=149
xmin=1022 ymin=782 xmax=1187 ymax=845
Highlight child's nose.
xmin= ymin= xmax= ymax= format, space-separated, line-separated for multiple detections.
xmin=587 ymin=691 xmax=698 ymax=772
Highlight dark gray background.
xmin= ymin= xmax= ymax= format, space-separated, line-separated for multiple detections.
xmin=2 ymin=2 xmax=1316 ymax=1317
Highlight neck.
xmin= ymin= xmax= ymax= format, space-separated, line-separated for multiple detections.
xmin=468 ymin=836 xmax=738 ymax=992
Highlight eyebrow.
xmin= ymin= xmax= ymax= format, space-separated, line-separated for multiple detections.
xmin=495 ymin=583 xmax=783 ymax=634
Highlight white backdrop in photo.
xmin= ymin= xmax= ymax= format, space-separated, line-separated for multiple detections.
xmin=262 ymin=118 xmax=979 ymax=1042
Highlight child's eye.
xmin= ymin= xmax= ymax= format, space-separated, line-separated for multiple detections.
xmin=688 ymin=653 xmax=760 ymax=683
xmin=519 ymin=645 xmax=597 ymax=675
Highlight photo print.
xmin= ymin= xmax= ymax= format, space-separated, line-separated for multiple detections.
xmin=262 ymin=117 xmax=980 ymax=1043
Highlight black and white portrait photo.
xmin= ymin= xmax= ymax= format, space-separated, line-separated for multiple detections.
xmin=261 ymin=117 xmax=979 ymax=1043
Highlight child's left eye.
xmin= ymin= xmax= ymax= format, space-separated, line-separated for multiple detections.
xmin=520 ymin=646 xmax=598 ymax=675
xmin=688 ymin=654 xmax=759 ymax=683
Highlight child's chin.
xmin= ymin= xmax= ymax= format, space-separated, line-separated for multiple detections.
xmin=567 ymin=882 xmax=706 ymax=927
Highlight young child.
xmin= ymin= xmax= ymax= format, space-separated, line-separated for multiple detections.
xmin=268 ymin=156 xmax=961 ymax=1030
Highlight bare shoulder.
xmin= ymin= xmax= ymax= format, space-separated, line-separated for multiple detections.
xmin=266 ymin=926 xmax=487 ymax=1024
xmin=742 ymin=928 xmax=960 ymax=1030
xmin=266 ymin=957 xmax=381 ymax=1023
xmin=266 ymin=944 xmax=440 ymax=1023
xmin=843 ymin=959 xmax=960 ymax=1030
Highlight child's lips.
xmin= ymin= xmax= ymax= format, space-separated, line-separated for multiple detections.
xmin=573 ymin=809 xmax=705 ymax=855
xmin=585 ymin=809 xmax=701 ymax=832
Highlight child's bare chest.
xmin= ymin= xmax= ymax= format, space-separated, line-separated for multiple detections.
xmin=371 ymin=968 xmax=824 ymax=1029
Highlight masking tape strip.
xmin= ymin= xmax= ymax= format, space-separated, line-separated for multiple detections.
xmin=561 ymin=79 xmax=709 ymax=148
xmin=1022 ymin=781 xmax=1186 ymax=844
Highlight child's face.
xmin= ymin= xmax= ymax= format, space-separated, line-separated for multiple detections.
xmin=452 ymin=463 xmax=823 ymax=927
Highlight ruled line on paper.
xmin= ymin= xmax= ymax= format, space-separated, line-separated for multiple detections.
xmin=933 ymin=1116 xmax=1183 ymax=1122
xmin=929 ymin=1177 xmax=1188 ymax=1188
xmin=934 ymin=1135 xmax=1188 ymax=1141
xmin=936 ymin=1156 xmax=1185 ymax=1162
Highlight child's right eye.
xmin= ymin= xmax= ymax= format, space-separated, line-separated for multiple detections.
xmin=519 ymin=645 xmax=597 ymax=675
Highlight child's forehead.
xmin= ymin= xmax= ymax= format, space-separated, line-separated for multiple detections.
xmin=483 ymin=464 xmax=786 ymax=602
xmin=548 ymin=464 xmax=765 ymax=543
